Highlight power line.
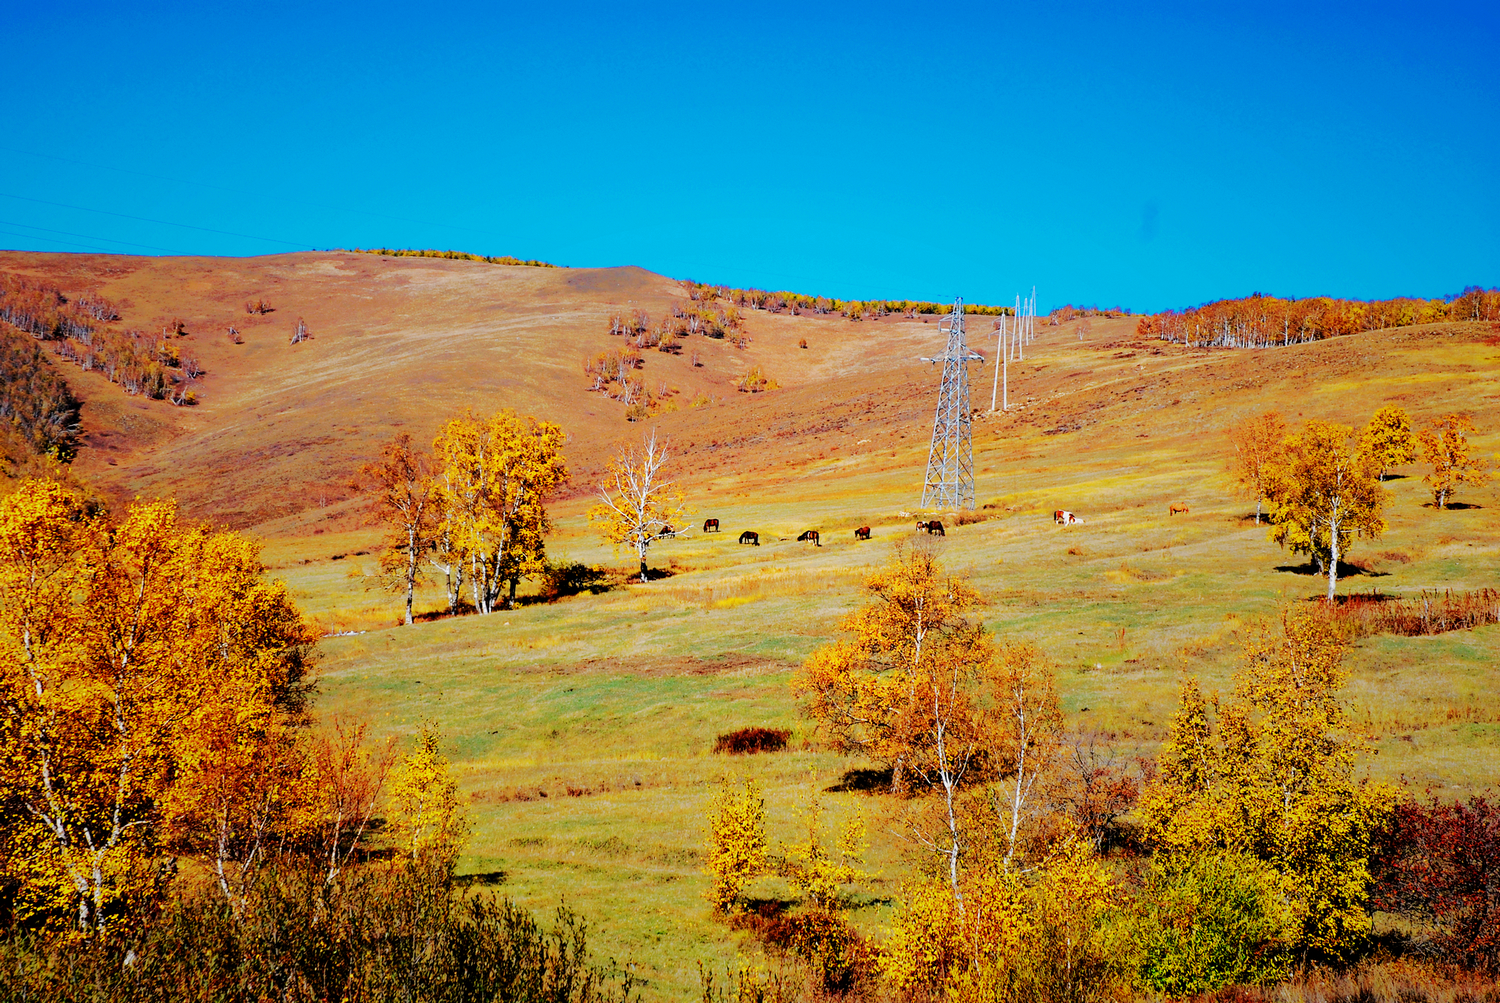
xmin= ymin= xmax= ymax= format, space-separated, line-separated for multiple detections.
xmin=0 ymin=192 xmax=313 ymax=249
xmin=0 ymin=218 xmax=189 ymax=254
xmin=0 ymin=145 xmax=520 ymax=247
xmin=0 ymin=227 xmax=137 ymax=255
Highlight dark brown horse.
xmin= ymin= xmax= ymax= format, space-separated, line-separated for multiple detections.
xmin=704 ymin=518 xmax=720 ymax=532
xmin=917 ymin=520 xmax=945 ymax=536
xmin=797 ymin=530 xmax=821 ymax=547
xmin=738 ymin=531 xmax=759 ymax=545
xmin=854 ymin=526 xmax=871 ymax=540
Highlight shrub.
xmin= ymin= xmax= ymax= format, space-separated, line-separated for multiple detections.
xmin=764 ymin=910 xmax=873 ymax=997
xmin=735 ymin=366 xmax=778 ymax=393
xmin=542 ymin=561 xmax=612 ymax=598
xmin=1372 ymin=796 xmax=1500 ymax=972
xmin=0 ymin=864 xmax=633 ymax=1002
xmin=881 ymin=831 xmax=1130 ymax=1003
xmin=1334 ymin=588 xmax=1500 ymax=636
xmin=1137 ymin=850 xmax=1297 ymax=996
xmin=713 ymin=727 xmax=790 ymax=755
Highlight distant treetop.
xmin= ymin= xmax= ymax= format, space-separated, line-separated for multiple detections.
xmin=1137 ymin=286 xmax=1500 ymax=349
xmin=345 ymin=248 xmax=561 ymax=268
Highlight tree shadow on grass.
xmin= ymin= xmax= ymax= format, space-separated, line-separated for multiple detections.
xmin=825 ymin=767 xmax=892 ymax=794
xmin=1273 ymin=561 xmax=1389 ymax=578
xmin=1422 ymin=501 xmax=1484 ymax=510
xmin=455 ymin=871 xmax=507 ymax=888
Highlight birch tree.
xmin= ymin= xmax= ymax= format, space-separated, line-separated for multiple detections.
xmin=1227 ymin=410 xmax=1287 ymax=524
xmin=1419 ymin=412 xmax=1489 ymax=509
xmin=1265 ymin=420 xmax=1385 ymax=602
xmin=434 ymin=410 xmax=568 ymax=613
xmin=358 ymin=432 xmax=437 ymax=625
xmin=792 ymin=544 xmax=1053 ymax=907
xmin=0 ymin=481 xmax=314 ymax=930
xmin=588 ymin=429 xmax=687 ymax=583
xmin=1359 ymin=405 xmax=1416 ymax=482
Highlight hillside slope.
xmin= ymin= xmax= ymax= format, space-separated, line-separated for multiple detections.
xmin=2 ymin=250 xmax=1496 ymax=540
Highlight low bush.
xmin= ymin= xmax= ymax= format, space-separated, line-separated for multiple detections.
xmin=713 ymin=728 xmax=791 ymax=755
xmin=0 ymin=862 xmax=635 ymax=1002
xmin=1137 ymin=850 xmax=1297 ymax=997
xmin=542 ymin=561 xmax=613 ymax=599
xmin=1335 ymin=588 xmax=1500 ymax=636
xmin=1373 ymin=795 xmax=1500 ymax=973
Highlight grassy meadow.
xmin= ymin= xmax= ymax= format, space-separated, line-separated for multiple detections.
xmin=292 ymin=366 xmax=1497 ymax=998
xmin=5 ymin=251 xmax=1497 ymax=997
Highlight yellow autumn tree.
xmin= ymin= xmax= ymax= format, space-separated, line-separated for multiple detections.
xmin=389 ymin=724 xmax=467 ymax=873
xmin=1139 ymin=607 xmax=1395 ymax=960
xmin=1265 ymin=419 xmax=1384 ymax=601
xmin=1418 ymin=412 xmax=1489 ymax=509
xmin=1358 ymin=405 xmax=1416 ymax=482
xmin=779 ymin=782 xmax=868 ymax=912
xmin=795 ymin=544 xmax=1061 ymax=906
xmin=433 ymin=409 xmax=568 ymax=612
xmin=881 ymin=824 xmax=1126 ymax=1003
xmin=1227 ymin=410 xmax=1287 ymax=524
xmin=0 ymin=480 xmax=315 ymax=930
xmin=357 ymin=432 xmax=437 ymax=625
xmin=703 ymin=774 xmax=767 ymax=913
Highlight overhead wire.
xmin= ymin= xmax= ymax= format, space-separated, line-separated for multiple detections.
xmin=0 ymin=145 xmax=519 ymax=247
xmin=0 ymin=192 xmax=313 ymax=249
xmin=0 ymin=219 xmax=189 ymax=255
xmin=0 ymin=227 xmax=138 ymax=255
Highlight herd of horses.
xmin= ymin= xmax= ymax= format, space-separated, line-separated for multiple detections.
xmin=687 ymin=504 xmax=1191 ymax=547
xmin=694 ymin=519 xmax=941 ymax=546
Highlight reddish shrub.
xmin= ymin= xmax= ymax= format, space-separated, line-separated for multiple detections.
xmin=1372 ymin=796 xmax=1500 ymax=972
xmin=712 ymin=727 xmax=790 ymax=755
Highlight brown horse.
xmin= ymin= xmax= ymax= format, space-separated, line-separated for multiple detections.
xmin=738 ymin=531 xmax=759 ymax=545
xmin=703 ymin=518 xmax=720 ymax=532
xmin=916 ymin=520 xmax=945 ymax=536
xmin=854 ymin=526 xmax=871 ymax=540
xmin=797 ymin=530 xmax=821 ymax=547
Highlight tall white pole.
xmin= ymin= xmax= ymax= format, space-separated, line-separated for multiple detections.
xmin=1003 ymin=306 xmax=1010 ymax=411
xmin=1017 ymin=293 xmax=1025 ymax=361
xmin=991 ymin=316 xmax=1002 ymax=412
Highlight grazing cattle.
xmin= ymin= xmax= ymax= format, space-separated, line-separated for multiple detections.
xmin=661 ymin=525 xmax=676 ymax=538
xmin=738 ymin=531 xmax=759 ymax=546
xmin=797 ymin=530 xmax=821 ymax=546
xmin=854 ymin=526 xmax=871 ymax=541
xmin=703 ymin=518 xmax=720 ymax=532
xmin=1168 ymin=503 xmax=1189 ymax=516
xmin=1054 ymin=510 xmax=1083 ymax=525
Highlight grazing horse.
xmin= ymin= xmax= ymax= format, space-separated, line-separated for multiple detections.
xmin=703 ymin=518 xmax=720 ymax=532
xmin=1168 ymin=503 xmax=1189 ymax=516
xmin=738 ymin=531 xmax=759 ymax=545
xmin=916 ymin=520 xmax=945 ymax=536
xmin=1054 ymin=510 xmax=1083 ymax=525
xmin=797 ymin=530 xmax=821 ymax=547
xmin=854 ymin=526 xmax=871 ymax=541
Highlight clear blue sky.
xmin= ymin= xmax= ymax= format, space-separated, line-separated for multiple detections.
xmin=1 ymin=1 xmax=1495 ymax=312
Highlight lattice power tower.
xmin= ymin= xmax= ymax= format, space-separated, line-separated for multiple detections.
xmin=920 ymin=298 xmax=982 ymax=510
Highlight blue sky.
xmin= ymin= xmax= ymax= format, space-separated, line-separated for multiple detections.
xmin=1 ymin=1 xmax=1495 ymax=311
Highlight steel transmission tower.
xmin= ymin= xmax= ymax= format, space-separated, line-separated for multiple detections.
xmin=921 ymin=298 xmax=981 ymax=510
